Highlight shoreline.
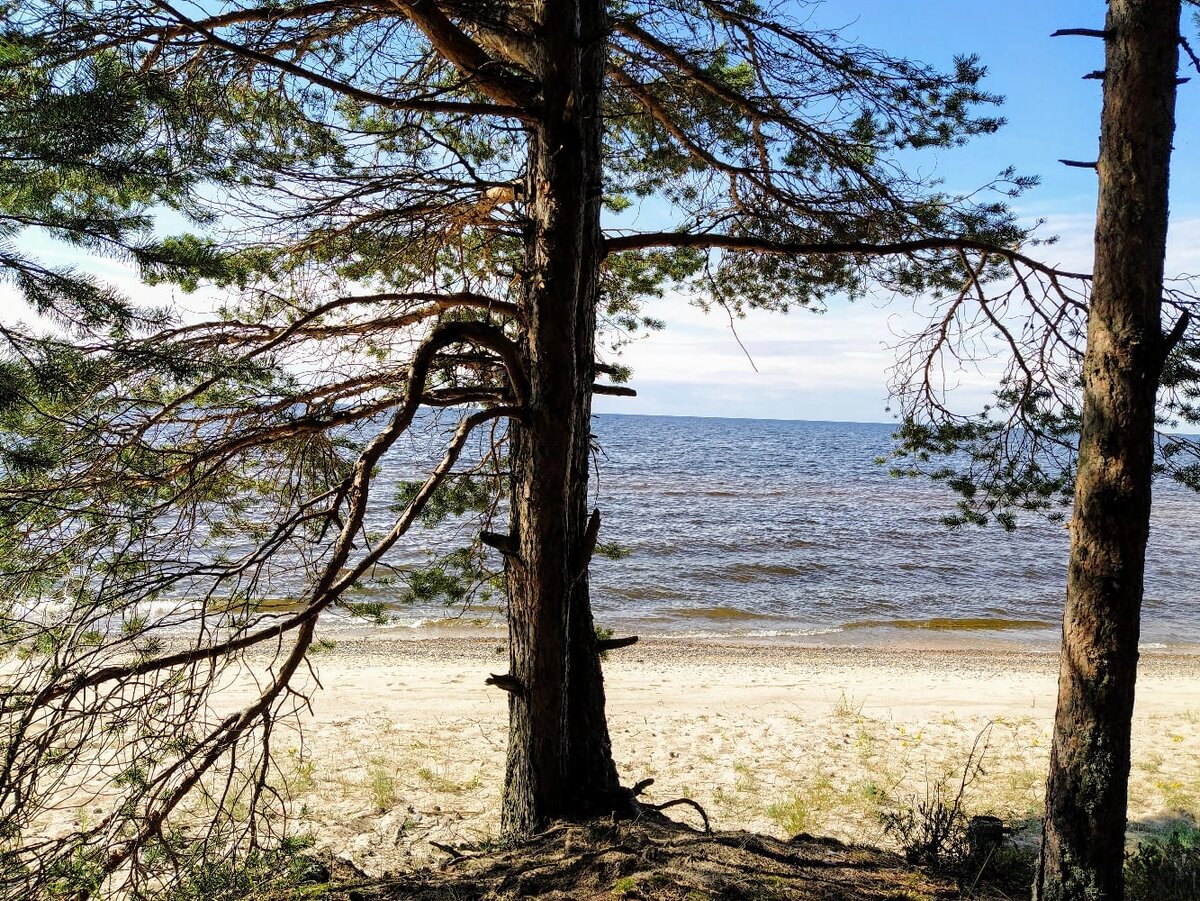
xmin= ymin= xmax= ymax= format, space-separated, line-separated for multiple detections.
xmin=242 ymin=635 xmax=1200 ymax=876
xmin=303 ymin=620 xmax=1200 ymax=659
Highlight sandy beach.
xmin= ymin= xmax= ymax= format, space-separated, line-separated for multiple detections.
xmin=249 ymin=634 xmax=1200 ymax=876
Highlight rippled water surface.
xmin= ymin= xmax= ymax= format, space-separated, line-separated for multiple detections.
xmin=367 ymin=414 xmax=1200 ymax=649
xmin=580 ymin=416 xmax=1199 ymax=647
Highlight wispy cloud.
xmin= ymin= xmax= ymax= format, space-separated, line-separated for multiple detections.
xmin=598 ymin=216 xmax=1200 ymax=421
xmin=9 ymin=216 xmax=1200 ymax=424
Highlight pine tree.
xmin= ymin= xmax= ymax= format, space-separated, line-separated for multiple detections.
xmin=1 ymin=1 xmax=1068 ymax=893
xmin=888 ymin=5 xmax=1199 ymax=899
xmin=1036 ymin=4 xmax=1189 ymax=899
xmin=0 ymin=24 xmax=205 ymax=334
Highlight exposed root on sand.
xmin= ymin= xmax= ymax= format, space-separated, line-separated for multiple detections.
xmin=333 ymin=812 xmax=1007 ymax=900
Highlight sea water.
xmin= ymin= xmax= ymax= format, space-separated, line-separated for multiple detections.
xmin=355 ymin=414 xmax=1200 ymax=650
xmin=584 ymin=415 xmax=1200 ymax=649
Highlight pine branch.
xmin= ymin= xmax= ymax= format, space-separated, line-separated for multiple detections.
xmin=146 ymin=0 xmax=527 ymax=118
xmin=387 ymin=0 xmax=539 ymax=108
xmin=611 ymin=17 xmax=780 ymax=122
xmin=603 ymin=232 xmax=1091 ymax=281
xmin=1182 ymin=35 xmax=1200 ymax=75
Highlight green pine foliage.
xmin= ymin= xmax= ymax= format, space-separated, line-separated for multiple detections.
xmin=0 ymin=29 xmax=195 ymax=331
xmin=886 ymin=11 xmax=1200 ymax=529
xmin=1125 ymin=823 xmax=1200 ymax=901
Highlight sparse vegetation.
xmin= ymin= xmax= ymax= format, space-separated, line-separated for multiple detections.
xmin=766 ymin=775 xmax=835 ymax=837
xmin=1125 ymin=822 xmax=1200 ymax=901
xmin=286 ymin=749 xmax=316 ymax=795
xmin=879 ymin=779 xmax=972 ymax=868
xmin=611 ymin=875 xmax=640 ymax=897
xmin=366 ymin=763 xmax=398 ymax=812
xmin=416 ymin=766 xmax=482 ymax=796
xmin=878 ymin=726 xmax=992 ymax=867
xmin=831 ymin=691 xmax=866 ymax=721
xmin=148 ymin=834 xmax=324 ymax=901
xmin=766 ymin=795 xmax=816 ymax=837
xmin=865 ymin=724 xmax=1042 ymax=899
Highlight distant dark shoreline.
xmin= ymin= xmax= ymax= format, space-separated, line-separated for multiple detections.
xmin=594 ymin=411 xmax=896 ymax=427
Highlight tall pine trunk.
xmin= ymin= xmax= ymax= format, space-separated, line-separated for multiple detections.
xmin=500 ymin=0 xmax=623 ymax=835
xmin=1036 ymin=2 xmax=1180 ymax=899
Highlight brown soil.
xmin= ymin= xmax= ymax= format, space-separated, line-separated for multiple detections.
xmin=330 ymin=813 xmax=1018 ymax=900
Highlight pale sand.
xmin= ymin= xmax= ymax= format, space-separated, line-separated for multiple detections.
xmin=247 ymin=636 xmax=1200 ymax=875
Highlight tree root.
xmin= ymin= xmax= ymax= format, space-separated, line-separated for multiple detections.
xmin=428 ymin=841 xmax=464 ymax=860
xmin=642 ymin=797 xmax=711 ymax=834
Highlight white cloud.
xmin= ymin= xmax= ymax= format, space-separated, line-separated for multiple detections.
xmin=596 ymin=292 xmax=986 ymax=421
xmin=8 ymin=215 xmax=1200 ymax=425
xmin=597 ymin=215 xmax=1200 ymax=422
xmin=0 ymin=233 xmax=221 ymax=330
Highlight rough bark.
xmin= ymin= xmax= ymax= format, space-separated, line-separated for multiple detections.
xmin=1036 ymin=3 xmax=1180 ymax=899
xmin=562 ymin=0 xmax=626 ymax=819
xmin=500 ymin=0 xmax=622 ymax=835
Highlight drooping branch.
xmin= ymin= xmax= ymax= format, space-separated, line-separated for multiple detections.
xmin=883 ymin=237 xmax=1103 ymax=527
xmin=386 ymin=0 xmax=539 ymax=108
xmin=16 ymin=321 xmax=525 ymax=706
xmin=145 ymin=0 xmax=528 ymax=118
xmin=96 ymin=617 xmax=319 ymax=881
xmin=5 ymin=396 xmax=519 ymax=886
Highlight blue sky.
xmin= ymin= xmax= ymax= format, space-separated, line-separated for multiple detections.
xmin=596 ymin=0 xmax=1200 ymax=422
xmin=3 ymin=2 xmax=1198 ymax=423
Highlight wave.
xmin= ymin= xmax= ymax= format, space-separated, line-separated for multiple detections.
xmin=779 ymin=538 xmax=821 ymax=550
xmin=894 ymin=562 xmax=967 ymax=574
xmin=670 ymin=627 xmax=846 ymax=639
xmin=720 ymin=562 xmax=825 ymax=582
xmin=606 ymin=585 xmax=688 ymax=601
xmin=665 ymin=605 xmax=786 ymax=621
xmin=842 ymin=616 xmax=1057 ymax=632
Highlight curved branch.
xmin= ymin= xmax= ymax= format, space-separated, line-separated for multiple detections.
xmin=386 ymin=0 xmax=539 ymax=108
xmin=29 ymin=323 xmax=525 ymax=704
xmin=148 ymin=318 xmax=526 ymax=484
xmin=146 ymin=0 xmax=527 ymax=118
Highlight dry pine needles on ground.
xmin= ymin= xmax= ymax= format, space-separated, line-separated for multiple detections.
xmin=328 ymin=812 xmax=1017 ymax=901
